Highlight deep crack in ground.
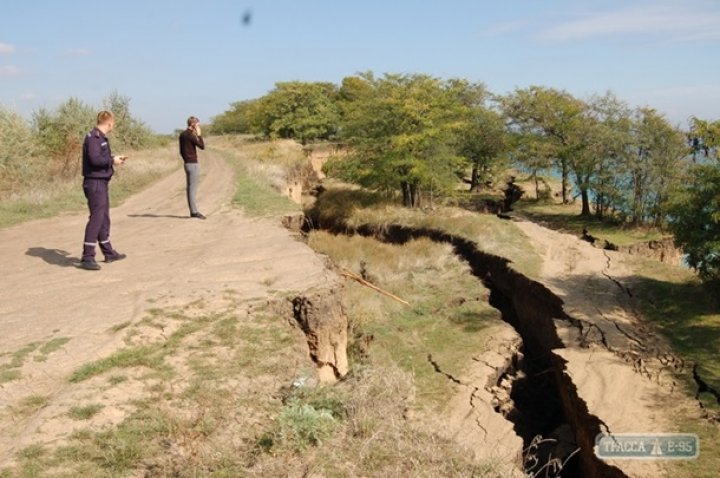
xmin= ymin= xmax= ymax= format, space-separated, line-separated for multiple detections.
xmin=305 ymin=215 xmax=629 ymax=478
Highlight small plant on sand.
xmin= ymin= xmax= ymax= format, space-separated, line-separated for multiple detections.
xmin=276 ymin=399 xmax=339 ymax=450
xmin=68 ymin=404 xmax=105 ymax=421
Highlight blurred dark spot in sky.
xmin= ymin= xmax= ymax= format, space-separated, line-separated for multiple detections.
xmin=242 ymin=9 xmax=253 ymax=27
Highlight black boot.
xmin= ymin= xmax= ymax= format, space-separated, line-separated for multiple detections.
xmin=80 ymin=259 xmax=101 ymax=271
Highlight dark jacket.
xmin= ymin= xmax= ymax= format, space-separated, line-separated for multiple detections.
xmin=82 ymin=127 xmax=114 ymax=179
xmin=179 ymin=129 xmax=205 ymax=163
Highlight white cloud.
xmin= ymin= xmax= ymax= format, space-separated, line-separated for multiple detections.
xmin=63 ymin=48 xmax=92 ymax=57
xmin=0 ymin=65 xmax=21 ymax=77
xmin=538 ymin=5 xmax=720 ymax=43
xmin=0 ymin=42 xmax=16 ymax=55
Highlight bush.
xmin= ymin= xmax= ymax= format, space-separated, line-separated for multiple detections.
xmin=668 ymin=163 xmax=720 ymax=283
xmin=33 ymin=98 xmax=96 ymax=177
xmin=0 ymin=105 xmax=36 ymax=185
xmin=276 ymin=399 xmax=338 ymax=449
xmin=30 ymin=93 xmax=155 ymax=178
xmin=103 ymin=91 xmax=154 ymax=151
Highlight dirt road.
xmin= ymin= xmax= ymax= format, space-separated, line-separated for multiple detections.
xmin=0 ymin=151 xmax=336 ymax=460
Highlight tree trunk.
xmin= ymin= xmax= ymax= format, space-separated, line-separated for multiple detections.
xmin=632 ymin=171 xmax=643 ymax=224
xmin=580 ymin=188 xmax=591 ymax=216
xmin=469 ymin=160 xmax=480 ymax=192
xmin=410 ymin=183 xmax=420 ymax=208
xmin=401 ymin=182 xmax=411 ymax=208
xmin=561 ymin=158 xmax=569 ymax=204
xmin=534 ymin=171 xmax=540 ymax=200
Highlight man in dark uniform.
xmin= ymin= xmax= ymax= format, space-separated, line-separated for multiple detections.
xmin=79 ymin=110 xmax=128 ymax=271
xmin=179 ymin=116 xmax=206 ymax=219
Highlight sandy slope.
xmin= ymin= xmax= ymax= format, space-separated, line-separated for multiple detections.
xmin=514 ymin=220 xmax=697 ymax=477
xmin=0 ymin=151 xmax=337 ymax=461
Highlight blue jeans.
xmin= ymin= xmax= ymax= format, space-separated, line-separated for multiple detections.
xmin=184 ymin=163 xmax=200 ymax=215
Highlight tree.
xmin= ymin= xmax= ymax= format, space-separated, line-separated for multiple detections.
xmin=0 ymin=105 xmax=35 ymax=178
xmin=625 ymin=108 xmax=687 ymax=225
xmin=32 ymin=93 xmax=153 ymax=176
xmin=103 ymin=91 xmax=153 ymax=151
xmin=502 ymin=86 xmax=590 ymax=212
xmin=211 ymin=99 xmax=256 ymax=134
xmin=329 ymin=73 xmax=467 ymax=207
xmin=33 ymin=97 xmax=95 ymax=176
xmin=688 ymin=117 xmax=720 ymax=162
xmin=582 ymin=92 xmax=633 ymax=219
xmin=458 ymin=103 xmax=508 ymax=192
xmin=508 ymin=131 xmax=554 ymax=200
xmin=668 ymin=163 xmax=720 ymax=282
xmin=248 ymin=82 xmax=340 ymax=144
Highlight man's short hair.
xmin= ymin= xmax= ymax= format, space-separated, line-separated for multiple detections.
xmin=187 ymin=116 xmax=199 ymax=127
xmin=97 ymin=110 xmax=114 ymax=125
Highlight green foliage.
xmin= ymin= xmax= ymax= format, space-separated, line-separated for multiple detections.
xmin=689 ymin=117 xmax=720 ymax=161
xmin=0 ymin=106 xmax=35 ymax=182
xmin=502 ymin=86 xmax=588 ymax=208
xmin=276 ymin=399 xmax=339 ymax=450
xmin=620 ymin=107 xmax=688 ymax=225
xmin=102 ymin=91 xmax=154 ymax=151
xmin=210 ymin=99 xmax=255 ymax=134
xmin=331 ymin=73 xmax=470 ymax=207
xmin=29 ymin=93 xmax=154 ymax=178
xmin=68 ymin=404 xmax=105 ymax=420
xmin=458 ymin=103 xmax=508 ymax=191
xmin=248 ymin=81 xmax=340 ymax=144
xmin=583 ymin=93 xmax=634 ymax=218
xmin=668 ymin=163 xmax=720 ymax=282
xmin=503 ymin=88 xmax=689 ymax=224
xmin=69 ymin=345 xmax=160 ymax=382
xmin=33 ymin=98 xmax=95 ymax=177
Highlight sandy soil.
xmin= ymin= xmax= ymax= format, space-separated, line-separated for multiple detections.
xmin=436 ymin=323 xmax=526 ymax=477
xmin=514 ymin=220 xmax=696 ymax=477
xmin=0 ymin=151 xmax=337 ymax=462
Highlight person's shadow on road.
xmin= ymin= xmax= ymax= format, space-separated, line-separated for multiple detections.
xmin=26 ymin=247 xmax=77 ymax=267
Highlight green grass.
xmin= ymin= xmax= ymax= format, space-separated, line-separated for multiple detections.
xmin=627 ymin=256 xmax=720 ymax=477
xmin=308 ymin=231 xmax=506 ymax=409
xmin=0 ymin=369 xmax=21 ymax=384
xmin=0 ymin=341 xmax=44 ymax=383
xmin=38 ymin=337 xmax=71 ymax=355
xmin=3 ymin=291 xmax=499 ymax=477
xmin=68 ymin=404 xmax=105 ymax=421
xmin=630 ymin=257 xmax=720 ymax=402
xmin=213 ymin=147 xmax=300 ymax=217
xmin=310 ymin=185 xmax=543 ymax=278
xmin=34 ymin=337 xmax=71 ymax=362
xmin=513 ymin=199 xmax=665 ymax=247
xmin=69 ymin=345 xmax=162 ymax=383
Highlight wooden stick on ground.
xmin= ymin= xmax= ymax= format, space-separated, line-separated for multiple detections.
xmin=340 ymin=269 xmax=410 ymax=306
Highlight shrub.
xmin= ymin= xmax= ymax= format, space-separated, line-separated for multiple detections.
xmin=276 ymin=399 xmax=338 ymax=450
xmin=0 ymin=105 xmax=35 ymax=184
xmin=33 ymin=98 xmax=95 ymax=177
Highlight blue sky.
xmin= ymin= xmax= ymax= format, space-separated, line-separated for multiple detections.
xmin=1 ymin=0 xmax=720 ymax=133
